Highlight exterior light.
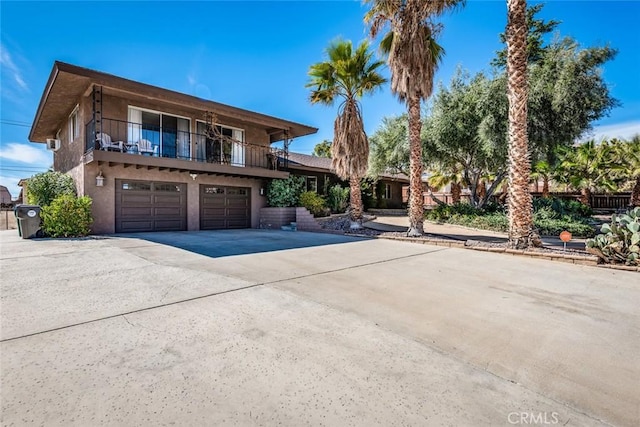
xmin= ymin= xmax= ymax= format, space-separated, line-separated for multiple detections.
xmin=190 ymin=173 xmax=198 ymax=181
xmin=96 ymin=170 xmax=105 ymax=187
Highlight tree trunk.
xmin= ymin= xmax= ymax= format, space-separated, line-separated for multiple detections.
xmin=406 ymin=94 xmax=424 ymax=237
xmin=451 ymin=183 xmax=462 ymax=204
xmin=579 ymin=187 xmax=592 ymax=207
xmin=542 ymin=176 xmax=550 ymax=198
xmin=631 ymin=176 xmax=640 ymax=207
xmin=349 ymin=176 xmax=363 ymax=228
xmin=506 ymin=0 xmax=537 ymax=249
xmin=477 ymin=181 xmax=487 ymax=202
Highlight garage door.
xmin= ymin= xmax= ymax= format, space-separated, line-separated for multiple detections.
xmin=115 ymin=180 xmax=187 ymax=233
xmin=200 ymin=185 xmax=251 ymax=230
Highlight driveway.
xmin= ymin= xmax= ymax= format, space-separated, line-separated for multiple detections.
xmin=1 ymin=229 xmax=637 ymax=426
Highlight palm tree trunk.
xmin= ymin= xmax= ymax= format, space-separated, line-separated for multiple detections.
xmin=451 ymin=183 xmax=462 ymax=204
xmin=542 ymin=176 xmax=550 ymax=198
xmin=506 ymin=0 xmax=536 ymax=249
xmin=631 ymin=176 xmax=640 ymax=207
xmin=349 ymin=176 xmax=363 ymax=228
xmin=407 ymin=94 xmax=424 ymax=237
xmin=579 ymin=187 xmax=592 ymax=207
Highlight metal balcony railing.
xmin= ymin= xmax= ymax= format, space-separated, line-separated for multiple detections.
xmin=85 ymin=118 xmax=283 ymax=170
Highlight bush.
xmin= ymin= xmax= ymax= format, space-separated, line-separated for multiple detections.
xmin=533 ymin=197 xmax=593 ymax=218
xmin=327 ymin=184 xmax=349 ymax=213
xmin=299 ymin=191 xmax=328 ymax=217
xmin=267 ymin=175 xmax=305 ymax=207
xmin=27 ymin=171 xmax=76 ymax=206
xmin=586 ymin=207 xmax=640 ymax=265
xmin=41 ymin=195 xmax=93 ymax=237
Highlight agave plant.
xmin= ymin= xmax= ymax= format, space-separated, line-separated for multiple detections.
xmin=586 ymin=207 xmax=640 ymax=266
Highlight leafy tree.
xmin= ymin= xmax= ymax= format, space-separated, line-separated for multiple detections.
xmin=609 ymin=136 xmax=640 ymax=206
xmin=307 ymin=39 xmax=386 ymax=226
xmin=366 ymin=0 xmax=465 ymax=237
xmin=267 ymin=175 xmax=306 ymax=207
xmin=27 ymin=171 xmax=76 ymax=206
xmin=368 ymin=114 xmax=410 ymax=177
xmin=312 ymin=140 xmax=332 ymax=158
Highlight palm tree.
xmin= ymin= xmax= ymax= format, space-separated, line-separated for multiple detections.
xmin=365 ymin=0 xmax=463 ymax=237
xmin=428 ymin=166 xmax=464 ymax=204
xmin=611 ymin=136 xmax=640 ymax=206
xmin=307 ymin=39 xmax=386 ymax=226
xmin=506 ymin=0 xmax=537 ymax=248
xmin=531 ymin=160 xmax=552 ymax=198
xmin=554 ymin=140 xmax=616 ymax=207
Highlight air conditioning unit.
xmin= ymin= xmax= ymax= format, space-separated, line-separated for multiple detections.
xmin=46 ymin=138 xmax=61 ymax=152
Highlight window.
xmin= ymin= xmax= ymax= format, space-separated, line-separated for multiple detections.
xmin=69 ymin=106 xmax=79 ymax=143
xmin=307 ymin=176 xmax=318 ymax=193
xmin=196 ymin=121 xmax=245 ymax=166
xmin=383 ymin=183 xmax=392 ymax=199
xmin=128 ymin=107 xmax=190 ymax=159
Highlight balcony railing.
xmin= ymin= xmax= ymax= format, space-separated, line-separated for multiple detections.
xmin=85 ymin=118 xmax=283 ymax=170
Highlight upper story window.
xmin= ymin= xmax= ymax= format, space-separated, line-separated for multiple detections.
xmin=69 ymin=106 xmax=79 ymax=143
xmin=196 ymin=121 xmax=245 ymax=166
xmin=127 ymin=106 xmax=190 ymax=159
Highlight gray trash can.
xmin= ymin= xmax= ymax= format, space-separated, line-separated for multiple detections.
xmin=15 ymin=204 xmax=42 ymax=239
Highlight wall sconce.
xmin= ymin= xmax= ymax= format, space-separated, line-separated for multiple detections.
xmin=260 ymin=187 xmax=265 ymax=196
xmin=96 ymin=170 xmax=105 ymax=187
xmin=190 ymin=173 xmax=198 ymax=181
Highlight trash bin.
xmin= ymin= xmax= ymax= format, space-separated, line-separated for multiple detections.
xmin=14 ymin=204 xmax=42 ymax=239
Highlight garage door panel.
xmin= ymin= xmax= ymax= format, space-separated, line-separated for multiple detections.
xmin=116 ymin=180 xmax=186 ymax=233
xmin=200 ymin=185 xmax=250 ymax=230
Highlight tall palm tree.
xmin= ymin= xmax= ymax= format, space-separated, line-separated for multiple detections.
xmin=366 ymin=0 xmax=463 ymax=237
xmin=611 ymin=136 xmax=640 ymax=206
xmin=506 ymin=0 xmax=537 ymax=248
xmin=307 ymin=39 xmax=386 ymax=226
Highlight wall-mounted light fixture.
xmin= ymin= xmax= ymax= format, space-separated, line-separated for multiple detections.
xmin=190 ymin=173 xmax=198 ymax=181
xmin=96 ymin=170 xmax=105 ymax=187
xmin=260 ymin=187 xmax=265 ymax=196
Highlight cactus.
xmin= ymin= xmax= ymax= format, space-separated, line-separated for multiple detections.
xmin=586 ymin=207 xmax=640 ymax=266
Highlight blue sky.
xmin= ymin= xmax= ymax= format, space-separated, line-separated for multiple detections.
xmin=1 ymin=1 xmax=639 ymax=199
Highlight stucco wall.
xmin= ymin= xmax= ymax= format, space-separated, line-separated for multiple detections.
xmin=53 ymin=97 xmax=90 ymax=173
xmin=83 ymin=163 xmax=267 ymax=234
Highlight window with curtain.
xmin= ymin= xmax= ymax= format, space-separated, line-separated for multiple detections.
xmin=128 ymin=107 xmax=190 ymax=158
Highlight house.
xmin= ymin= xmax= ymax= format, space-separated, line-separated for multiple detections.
xmin=278 ymin=152 xmax=409 ymax=209
xmin=28 ymin=61 xmax=317 ymax=234
xmin=0 ymin=186 xmax=12 ymax=208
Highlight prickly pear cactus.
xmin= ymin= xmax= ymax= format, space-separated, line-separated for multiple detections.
xmin=586 ymin=207 xmax=640 ymax=266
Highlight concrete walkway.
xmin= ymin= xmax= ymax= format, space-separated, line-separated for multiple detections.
xmin=364 ymin=215 xmax=588 ymax=250
xmin=1 ymin=229 xmax=637 ymax=426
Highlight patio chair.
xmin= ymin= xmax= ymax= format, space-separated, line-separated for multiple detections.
xmin=138 ymin=138 xmax=154 ymax=156
xmin=96 ymin=132 xmax=124 ymax=152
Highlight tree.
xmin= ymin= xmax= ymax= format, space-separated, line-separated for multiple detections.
xmin=307 ymin=39 xmax=386 ymax=226
xmin=424 ymin=69 xmax=507 ymax=209
xmin=27 ymin=171 xmax=77 ymax=206
xmin=312 ymin=140 xmax=332 ymax=158
xmin=554 ymin=140 xmax=617 ymax=206
xmin=368 ymin=114 xmax=410 ymax=177
xmin=505 ymin=0 xmax=537 ymax=248
xmin=611 ymin=136 xmax=640 ymax=206
xmin=366 ymin=0 xmax=464 ymax=237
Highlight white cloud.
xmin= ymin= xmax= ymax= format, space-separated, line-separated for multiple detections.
xmin=588 ymin=121 xmax=640 ymax=141
xmin=0 ymin=43 xmax=28 ymax=91
xmin=0 ymin=143 xmax=51 ymax=165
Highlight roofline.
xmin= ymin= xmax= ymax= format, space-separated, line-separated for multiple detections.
xmin=30 ymin=61 xmax=318 ymax=142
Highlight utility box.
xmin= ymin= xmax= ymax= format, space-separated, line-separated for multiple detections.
xmin=15 ymin=204 xmax=42 ymax=239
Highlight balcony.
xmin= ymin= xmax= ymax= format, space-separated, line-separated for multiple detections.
xmin=84 ymin=118 xmax=288 ymax=179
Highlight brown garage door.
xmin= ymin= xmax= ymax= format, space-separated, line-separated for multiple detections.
xmin=115 ymin=180 xmax=187 ymax=233
xmin=200 ymin=185 xmax=251 ymax=230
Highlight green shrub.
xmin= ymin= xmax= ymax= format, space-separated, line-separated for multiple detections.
xmin=327 ymin=184 xmax=349 ymax=213
xmin=27 ymin=171 xmax=76 ymax=206
xmin=267 ymin=175 xmax=305 ymax=207
xmin=299 ymin=191 xmax=328 ymax=217
xmin=41 ymin=195 xmax=93 ymax=238
xmin=533 ymin=197 xmax=593 ymax=218
xmin=586 ymin=207 xmax=640 ymax=265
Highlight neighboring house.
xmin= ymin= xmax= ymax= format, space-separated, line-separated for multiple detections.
xmin=279 ymin=152 xmax=409 ymax=209
xmin=28 ymin=61 xmax=317 ymax=234
xmin=0 ymin=186 xmax=12 ymax=207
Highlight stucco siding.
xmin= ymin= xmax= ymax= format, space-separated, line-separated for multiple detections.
xmin=82 ymin=163 xmax=267 ymax=234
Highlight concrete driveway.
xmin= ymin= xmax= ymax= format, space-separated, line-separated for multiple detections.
xmin=1 ymin=229 xmax=638 ymax=426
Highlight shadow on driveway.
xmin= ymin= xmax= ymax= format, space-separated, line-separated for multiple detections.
xmin=111 ymin=229 xmax=367 ymax=258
